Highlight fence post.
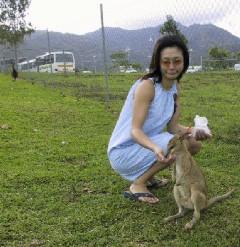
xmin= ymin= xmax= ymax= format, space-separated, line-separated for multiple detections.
xmin=14 ymin=43 xmax=18 ymax=71
xmin=47 ymin=29 xmax=53 ymax=73
xmin=100 ymin=3 xmax=110 ymax=106
xmin=63 ymin=49 xmax=67 ymax=76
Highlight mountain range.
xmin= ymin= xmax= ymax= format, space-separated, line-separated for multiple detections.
xmin=2 ymin=23 xmax=240 ymax=71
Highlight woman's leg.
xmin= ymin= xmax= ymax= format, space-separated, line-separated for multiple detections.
xmin=129 ymin=137 xmax=201 ymax=203
xmin=130 ymin=161 xmax=171 ymax=203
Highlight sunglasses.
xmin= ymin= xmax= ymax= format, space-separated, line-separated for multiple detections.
xmin=161 ymin=58 xmax=183 ymax=67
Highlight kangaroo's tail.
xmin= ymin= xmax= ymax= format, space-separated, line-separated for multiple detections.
xmin=206 ymin=189 xmax=235 ymax=209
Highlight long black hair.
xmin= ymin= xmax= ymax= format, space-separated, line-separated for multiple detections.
xmin=142 ymin=35 xmax=189 ymax=82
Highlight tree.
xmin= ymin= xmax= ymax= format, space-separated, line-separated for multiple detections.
xmin=160 ymin=15 xmax=188 ymax=45
xmin=208 ymin=47 xmax=230 ymax=69
xmin=208 ymin=47 xmax=229 ymax=59
xmin=110 ymin=51 xmax=129 ymax=72
xmin=0 ymin=0 xmax=34 ymax=65
xmin=232 ymin=51 xmax=240 ymax=61
xmin=237 ymin=51 xmax=240 ymax=60
xmin=130 ymin=63 xmax=142 ymax=71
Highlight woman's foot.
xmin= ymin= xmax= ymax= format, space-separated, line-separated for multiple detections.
xmin=129 ymin=183 xmax=159 ymax=204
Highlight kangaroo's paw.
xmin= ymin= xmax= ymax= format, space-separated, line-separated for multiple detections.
xmin=163 ymin=216 xmax=174 ymax=223
xmin=163 ymin=214 xmax=181 ymax=223
xmin=184 ymin=221 xmax=194 ymax=230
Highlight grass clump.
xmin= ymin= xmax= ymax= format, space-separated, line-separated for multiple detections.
xmin=0 ymin=71 xmax=239 ymax=246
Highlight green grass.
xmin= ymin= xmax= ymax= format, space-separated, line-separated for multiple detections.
xmin=0 ymin=71 xmax=239 ymax=246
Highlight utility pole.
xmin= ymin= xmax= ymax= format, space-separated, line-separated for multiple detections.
xmin=47 ymin=29 xmax=53 ymax=73
xmin=63 ymin=49 xmax=67 ymax=76
xmin=189 ymin=48 xmax=193 ymax=66
xmin=14 ymin=43 xmax=18 ymax=71
xmin=100 ymin=3 xmax=110 ymax=105
xmin=93 ymin=55 xmax=97 ymax=73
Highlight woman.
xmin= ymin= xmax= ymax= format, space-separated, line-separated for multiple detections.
xmin=107 ymin=35 xmax=211 ymax=204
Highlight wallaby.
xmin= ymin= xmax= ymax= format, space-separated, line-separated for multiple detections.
xmin=163 ymin=134 xmax=234 ymax=230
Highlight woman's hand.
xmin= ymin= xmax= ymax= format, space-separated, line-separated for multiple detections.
xmin=153 ymin=146 xmax=176 ymax=165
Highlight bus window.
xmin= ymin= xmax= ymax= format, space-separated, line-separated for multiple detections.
xmin=45 ymin=54 xmax=54 ymax=64
xmin=36 ymin=57 xmax=45 ymax=66
xmin=50 ymin=54 xmax=54 ymax=63
xmin=56 ymin=53 xmax=73 ymax=63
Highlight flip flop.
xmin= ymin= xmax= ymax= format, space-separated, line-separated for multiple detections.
xmin=123 ymin=191 xmax=159 ymax=204
xmin=147 ymin=178 xmax=169 ymax=189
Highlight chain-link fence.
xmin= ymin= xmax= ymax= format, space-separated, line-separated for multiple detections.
xmin=0 ymin=1 xmax=240 ymax=102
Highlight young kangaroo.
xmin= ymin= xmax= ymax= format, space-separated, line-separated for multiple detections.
xmin=164 ymin=134 xmax=234 ymax=230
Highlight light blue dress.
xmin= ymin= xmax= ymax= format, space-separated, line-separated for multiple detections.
xmin=107 ymin=78 xmax=177 ymax=181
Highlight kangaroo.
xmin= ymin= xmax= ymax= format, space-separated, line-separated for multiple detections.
xmin=163 ymin=134 xmax=234 ymax=230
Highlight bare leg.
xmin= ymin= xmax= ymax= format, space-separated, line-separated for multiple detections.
xmin=130 ymin=161 xmax=170 ymax=203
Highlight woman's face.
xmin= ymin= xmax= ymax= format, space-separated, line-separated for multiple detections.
xmin=160 ymin=46 xmax=184 ymax=81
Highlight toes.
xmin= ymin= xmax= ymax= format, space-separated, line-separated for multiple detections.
xmin=140 ymin=196 xmax=159 ymax=204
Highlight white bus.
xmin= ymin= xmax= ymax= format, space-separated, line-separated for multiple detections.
xmin=18 ymin=59 xmax=37 ymax=72
xmin=18 ymin=51 xmax=75 ymax=73
xmin=234 ymin=64 xmax=240 ymax=71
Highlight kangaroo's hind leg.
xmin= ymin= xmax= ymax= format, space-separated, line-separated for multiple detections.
xmin=184 ymin=189 xmax=207 ymax=230
xmin=163 ymin=205 xmax=188 ymax=222
xmin=164 ymin=186 xmax=188 ymax=223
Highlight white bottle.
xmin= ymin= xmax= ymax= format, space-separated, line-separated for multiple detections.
xmin=192 ymin=115 xmax=212 ymax=137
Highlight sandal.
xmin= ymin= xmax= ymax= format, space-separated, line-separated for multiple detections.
xmin=123 ymin=191 xmax=159 ymax=204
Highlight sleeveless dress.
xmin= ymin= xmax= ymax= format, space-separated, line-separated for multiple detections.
xmin=107 ymin=78 xmax=177 ymax=181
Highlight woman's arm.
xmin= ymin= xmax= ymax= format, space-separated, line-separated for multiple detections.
xmin=131 ymin=80 xmax=173 ymax=162
xmin=131 ymin=79 xmax=157 ymax=151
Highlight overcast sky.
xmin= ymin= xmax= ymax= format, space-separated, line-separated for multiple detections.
xmin=27 ymin=0 xmax=240 ymax=38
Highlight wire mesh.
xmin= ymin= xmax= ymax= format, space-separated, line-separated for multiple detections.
xmin=0 ymin=0 xmax=240 ymax=102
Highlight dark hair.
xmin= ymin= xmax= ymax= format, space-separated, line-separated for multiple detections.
xmin=142 ymin=35 xmax=189 ymax=82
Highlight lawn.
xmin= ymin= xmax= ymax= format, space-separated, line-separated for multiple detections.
xmin=0 ymin=71 xmax=239 ymax=246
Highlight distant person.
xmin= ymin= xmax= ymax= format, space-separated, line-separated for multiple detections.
xmin=107 ymin=35 xmax=211 ymax=204
xmin=11 ymin=63 xmax=18 ymax=81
